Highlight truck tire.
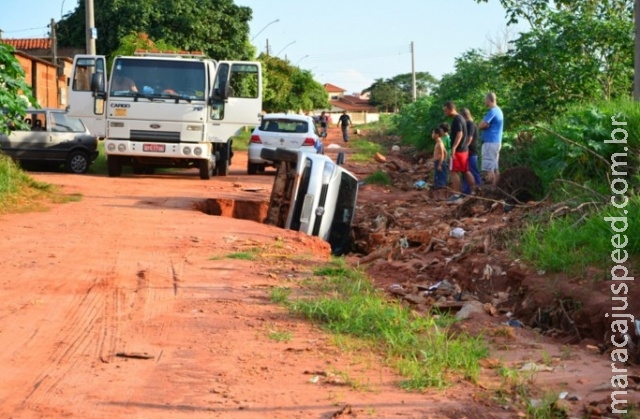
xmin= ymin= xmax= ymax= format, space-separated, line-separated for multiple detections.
xmin=199 ymin=159 xmax=213 ymax=180
xmin=216 ymin=146 xmax=229 ymax=177
xmin=107 ymin=156 xmax=122 ymax=177
xmin=247 ymin=162 xmax=259 ymax=175
xmin=66 ymin=150 xmax=90 ymax=174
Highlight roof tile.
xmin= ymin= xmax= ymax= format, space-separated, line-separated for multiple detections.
xmin=2 ymin=38 xmax=51 ymax=50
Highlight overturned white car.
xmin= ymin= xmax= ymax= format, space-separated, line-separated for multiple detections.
xmin=262 ymin=148 xmax=358 ymax=255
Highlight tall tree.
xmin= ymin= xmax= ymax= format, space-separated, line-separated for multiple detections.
xmin=363 ymin=72 xmax=438 ymax=112
xmin=0 ymin=44 xmax=35 ymax=134
xmin=57 ymin=0 xmax=254 ymax=61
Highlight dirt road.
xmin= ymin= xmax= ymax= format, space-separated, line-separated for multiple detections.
xmin=0 ymin=146 xmax=492 ymax=419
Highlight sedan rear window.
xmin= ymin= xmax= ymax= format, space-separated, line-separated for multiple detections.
xmin=261 ymin=119 xmax=307 ymax=133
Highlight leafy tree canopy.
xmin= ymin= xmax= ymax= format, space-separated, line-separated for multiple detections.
xmin=363 ymin=72 xmax=438 ymax=112
xmin=57 ymin=0 xmax=254 ymax=61
xmin=258 ymin=54 xmax=328 ymax=113
xmin=0 ymin=44 xmax=36 ymax=134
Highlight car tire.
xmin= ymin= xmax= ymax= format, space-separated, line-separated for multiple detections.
xmin=199 ymin=159 xmax=213 ymax=180
xmin=216 ymin=145 xmax=229 ymax=177
xmin=66 ymin=150 xmax=90 ymax=174
xmin=107 ymin=156 xmax=122 ymax=177
xmin=247 ymin=162 xmax=259 ymax=175
xmin=336 ymin=152 xmax=346 ymax=166
xmin=274 ymin=148 xmax=298 ymax=163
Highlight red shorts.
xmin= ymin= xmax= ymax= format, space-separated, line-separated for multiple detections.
xmin=451 ymin=151 xmax=469 ymax=172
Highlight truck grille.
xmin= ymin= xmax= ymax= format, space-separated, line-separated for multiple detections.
xmin=130 ymin=130 xmax=181 ymax=143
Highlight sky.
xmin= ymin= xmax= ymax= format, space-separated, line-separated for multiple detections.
xmin=0 ymin=0 xmax=526 ymax=94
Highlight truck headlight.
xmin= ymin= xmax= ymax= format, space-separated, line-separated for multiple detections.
xmin=183 ymin=146 xmax=192 ymax=155
xmin=106 ymin=143 xmax=116 ymax=152
xmin=117 ymin=144 xmax=126 ymax=152
xmin=193 ymin=147 xmax=203 ymax=156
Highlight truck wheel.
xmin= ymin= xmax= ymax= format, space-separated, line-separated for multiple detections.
xmin=216 ymin=150 xmax=229 ymax=177
xmin=132 ymin=162 xmax=145 ymax=175
xmin=107 ymin=156 xmax=122 ymax=177
xmin=66 ymin=150 xmax=90 ymax=174
xmin=199 ymin=159 xmax=213 ymax=180
xmin=248 ymin=162 xmax=259 ymax=175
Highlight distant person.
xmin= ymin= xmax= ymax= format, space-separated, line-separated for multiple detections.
xmin=317 ymin=111 xmax=328 ymax=138
xmin=429 ymin=126 xmax=448 ymax=201
xmin=337 ymin=110 xmax=352 ymax=142
xmin=111 ymin=74 xmax=138 ymax=93
xmin=460 ymin=108 xmax=482 ymax=194
xmin=443 ymin=101 xmax=474 ymax=201
xmin=478 ymin=92 xmax=504 ymax=185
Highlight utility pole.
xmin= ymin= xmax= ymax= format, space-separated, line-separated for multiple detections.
xmin=635 ymin=0 xmax=640 ymax=100
xmin=50 ymin=18 xmax=58 ymax=75
xmin=266 ymin=38 xmax=270 ymax=56
xmin=85 ymin=0 xmax=96 ymax=54
xmin=411 ymin=41 xmax=417 ymax=102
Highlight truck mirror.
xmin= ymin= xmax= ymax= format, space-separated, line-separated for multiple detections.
xmin=90 ymin=73 xmax=105 ymax=94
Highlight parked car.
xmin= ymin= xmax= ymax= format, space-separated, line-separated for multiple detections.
xmin=247 ymin=113 xmax=323 ymax=175
xmin=262 ymin=148 xmax=357 ymax=255
xmin=0 ymin=109 xmax=99 ymax=174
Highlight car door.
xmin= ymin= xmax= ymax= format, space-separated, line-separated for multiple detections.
xmin=7 ymin=112 xmax=49 ymax=161
xmin=47 ymin=111 xmax=85 ymax=161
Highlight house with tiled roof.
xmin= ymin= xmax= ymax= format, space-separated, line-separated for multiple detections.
xmin=1 ymin=34 xmax=82 ymax=109
xmin=322 ymin=83 xmax=380 ymax=125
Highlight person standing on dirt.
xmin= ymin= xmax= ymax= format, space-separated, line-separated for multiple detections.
xmin=443 ymin=101 xmax=474 ymax=202
xmin=317 ymin=111 xmax=328 ymax=139
xmin=429 ymin=126 xmax=448 ymax=201
xmin=478 ymin=92 xmax=504 ymax=185
xmin=460 ymin=108 xmax=482 ymax=194
xmin=337 ymin=110 xmax=352 ymax=142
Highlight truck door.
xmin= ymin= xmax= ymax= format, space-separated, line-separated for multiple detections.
xmin=211 ymin=61 xmax=262 ymax=126
xmin=67 ymin=55 xmax=107 ymax=139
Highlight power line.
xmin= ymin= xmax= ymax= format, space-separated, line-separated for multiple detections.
xmin=4 ymin=26 xmax=49 ymax=34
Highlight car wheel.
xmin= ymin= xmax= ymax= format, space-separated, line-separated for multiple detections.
xmin=66 ymin=150 xmax=90 ymax=174
xmin=248 ymin=162 xmax=259 ymax=175
xmin=274 ymin=148 xmax=298 ymax=163
xmin=336 ymin=152 xmax=346 ymax=166
xmin=258 ymin=164 xmax=266 ymax=173
xmin=107 ymin=156 xmax=122 ymax=177
xmin=199 ymin=159 xmax=213 ymax=180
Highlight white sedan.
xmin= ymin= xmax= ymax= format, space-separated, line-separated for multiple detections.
xmin=247 ymin=113 xmax=323 ymax=174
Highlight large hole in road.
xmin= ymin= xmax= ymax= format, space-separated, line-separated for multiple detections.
xmin=196 ymin=198 xmax=269 ymax=223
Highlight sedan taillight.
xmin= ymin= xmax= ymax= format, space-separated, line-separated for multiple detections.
xmin=302 ymin=137 xmax=316 ymax=146
xmin=250 ymin=135 xmax=262 ymax=144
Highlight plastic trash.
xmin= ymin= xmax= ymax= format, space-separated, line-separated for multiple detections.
xmin=449 ymin=227 xmax=465 ymax=239
xmin=413 ymin=180 xmax=429 ymax=190
xmin=506 ymin=319 xmax=524 ymax=328
xmin=391 ymin=145 xmax=400 ymax=152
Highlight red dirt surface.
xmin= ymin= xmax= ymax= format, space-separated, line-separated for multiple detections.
xmin=0 ymin=126 xmax=637 ymax=418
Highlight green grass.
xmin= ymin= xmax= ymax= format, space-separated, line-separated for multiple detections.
xmin=279 ymin=258 xmax=488 ymax=389
xmin=364 ymin=170 xmax=391 ymax=186
xmin=515 ymin=196 xmax=640 ymax=274
xmin=349 ymin=139 xmax=383 ymax=162
xmin=231 ymin=126 xmax=254 ymax=152
xmin=89 ymin=141 xmax=107 ymax=175
xmin=226 ymin=248 xmax=260 ymax=261
xmin=0 ymin=154 xmax=57 ymax=214
xmin=267 ymin=328 xmax=293 ymax=343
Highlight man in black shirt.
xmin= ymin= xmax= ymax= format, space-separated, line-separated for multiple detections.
xmin=443 ymin=101 xmax=475 ymax=201
xmin=337 ymin=110 xmax=352 ymax=142
xmin=461 ymin=108 xmax=482 ymax=194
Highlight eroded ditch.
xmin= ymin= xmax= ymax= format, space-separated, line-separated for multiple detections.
xmin=196 ymin=198 xmax=269 ymax=223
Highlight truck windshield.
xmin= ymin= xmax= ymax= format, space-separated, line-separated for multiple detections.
xmin=110 ymin=58 xmax=206 ymax=101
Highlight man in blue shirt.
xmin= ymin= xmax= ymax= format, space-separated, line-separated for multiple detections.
xmin=478 ymin=92 xmax=504 ymax=185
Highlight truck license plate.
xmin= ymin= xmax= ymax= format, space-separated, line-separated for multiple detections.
xmin=143 ymin=144 xmax=165 ymax=152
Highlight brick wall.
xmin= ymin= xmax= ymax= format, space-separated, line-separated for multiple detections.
xmin=14 ymin=52 xmax=64 ymax=109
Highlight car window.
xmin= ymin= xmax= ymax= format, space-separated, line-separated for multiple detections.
xmin=261 ymin=119 xmax=307 ymax=133
xmin=50 ymin=112 xmax=86 ymax=133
